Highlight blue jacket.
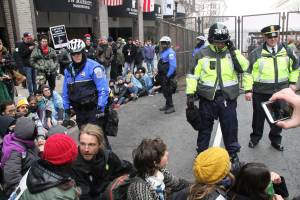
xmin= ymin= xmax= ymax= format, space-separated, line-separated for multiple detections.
xmin=141 ymin=74 xmax=153 ymax=91
xmin=159 ymin=48 xmax=176 ymax=78
xmin=192 ymin=46 xmax=205 ymax=57
xmin=143 ymin=45 xmax=155 ymax=60
xmin=62 ymin=58 xmax=109 ymax=112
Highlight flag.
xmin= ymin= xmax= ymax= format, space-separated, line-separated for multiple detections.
xmin=143 ymin=0 xmax=154 ymax=12
xmin=103 ymin=0 xmax=123 ymax=6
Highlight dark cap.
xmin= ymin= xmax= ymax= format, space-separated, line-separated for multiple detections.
xmin=261 ymin=25 xmax=280 ymax=36
xmin=108 ymin=36 xmax=113 ymax=42
xmin=23 ymin=32 xmax=32 ymax=38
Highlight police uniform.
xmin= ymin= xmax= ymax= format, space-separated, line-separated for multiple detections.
xmin=186 ymin=23 xmax=251 ymax=158
xmin=245 ymin=25 xmax=299 ymax=151
xmin=63 ymin=57 xmax=109 ymax=128
xmin=158 ymin=46 xmax=177 ymax=113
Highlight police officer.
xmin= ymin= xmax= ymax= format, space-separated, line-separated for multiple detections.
xmin=193 ymin=35 xmax=206 ymax=67
xmin=186 ymin=23 xmax=251 ymax=163
xmin=244 ymin=25 xmax=299 ymax=151
xmin=63 ymin=39 xmax=109 ymax=128
xmin=158 ymin=36 xmax=177 ymax=114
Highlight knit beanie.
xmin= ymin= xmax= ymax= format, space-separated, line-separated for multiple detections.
xmin=193 ymin=147 xmax=231 ymax=184
xmin=43 ymin=134 xmax=78 ymax=165
xmin=17 ymin=98 xmax=29 ymax=108
xmin=14 ymin=117 xmax=36 ymax=140
xmin=0 ymin=116 xmax=16 ymax=137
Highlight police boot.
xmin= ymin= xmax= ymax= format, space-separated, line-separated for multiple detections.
xmin=159 ymin=105 xmax=168 ymax=111
xmin=165 ymin=107 xmax=175 ymax=114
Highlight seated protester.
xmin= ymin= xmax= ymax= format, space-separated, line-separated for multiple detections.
xmin=17 ymin=97 xmax=46 ymax=137
xmin=127 ymin=138 xmax=189 ymax=200
xmin=35 ymin=124 xmax=69 ymax=153
xmin=138 ymin=67 xmax=153 ymax=94
xmin=149 ymin=68 xmax=161 ymax=95
xmin=134 ymin=70 xmax=148 ymax=97
xmin=1 ymin=117 xmax=39 ymax=197
xmin=124 ymin=72 xmax=143 ymax=100
xmin=20 ymin=134 xmax=80 ymax=200
xmin=35 ymin=90 xmax=51 ymax=129
xmin=71 ymin=124 xmax=133 ymax=200
xmin=113 ymin=76 xmax=129 ymax=108
xmin=229 ymin=163 xmax=286 ymax=200
xmin=0 ymin=100 xmax=16 ymax=118
xmin=170 ymin=147 xmax=232 ymax=200
xmin=40 ymin=84 xmax=64 ymax=127
xmin=0 ymin=116 xmax=15 ymax=139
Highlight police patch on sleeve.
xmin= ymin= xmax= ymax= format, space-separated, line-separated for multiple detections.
xmin=94 ymin=67 xmax=104 ymax=79
xmin=169 ymin=53 xmax=175 ymax=60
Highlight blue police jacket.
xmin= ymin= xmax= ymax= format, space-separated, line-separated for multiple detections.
xmin=192 ymin=46 xmax=205 ymax=57
xmin=159 ymin=47 xmax=177 ymax=78
xmin=62 ymin=58 xmax=109 ymax=112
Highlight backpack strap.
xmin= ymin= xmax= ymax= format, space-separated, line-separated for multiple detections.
xmin=103 ymin=149 xmax=110 ymax=171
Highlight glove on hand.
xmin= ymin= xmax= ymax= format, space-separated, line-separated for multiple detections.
xmin=95 ymin=108 xmax=105 ymax=119
xmin=186 ymin=95 xmax=195 ymax=108
xmin=225 ymin=40 xmax=236 ymax=51
xmin=64 ymin=109 xmax=71 ymax=121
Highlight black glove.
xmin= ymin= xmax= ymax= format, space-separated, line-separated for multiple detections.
xmin=186 ymin=95 xmax=195 ymax=108
xmin=64 ymin=109 xmax=71 ymax=121
xmin=225 ymin=40 xmax=236 ymax=52
xmin=95 ymin=108 xmax=105 ymax=119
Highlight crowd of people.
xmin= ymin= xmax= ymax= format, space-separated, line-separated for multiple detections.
xmin=1 ymin=22 xmax=300 ymax=200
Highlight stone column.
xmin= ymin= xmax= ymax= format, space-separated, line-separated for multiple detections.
xmin=98 ymin=0 xmax=109 ymax=37
xmin=137 ymin=0 xmax=144 ymax=42
xmin=2 ymin=0 xmax=17 ymax=50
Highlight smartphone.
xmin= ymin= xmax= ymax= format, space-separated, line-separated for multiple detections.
xmin=261 ymin=99 xmax=293 ymax=124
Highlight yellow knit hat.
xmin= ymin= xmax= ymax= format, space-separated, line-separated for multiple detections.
xmin=17 ymin=98 xmax=29 ymax=108
xmin=193 ymin=147 xmax=231 ymax=184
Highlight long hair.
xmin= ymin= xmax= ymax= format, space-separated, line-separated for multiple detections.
xmin=80 ymin=123 xmax=105 ymax=150
xmin=232 ymin=163 xmax=270 ymax=200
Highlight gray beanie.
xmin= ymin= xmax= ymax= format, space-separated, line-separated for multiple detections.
xmin=47 ymin=125 xmax=68 ymax=138
xmin=14 ymin=117 xmax=36 ymax=140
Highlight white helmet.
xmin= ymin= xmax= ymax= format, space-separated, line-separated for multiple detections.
xmin=159 ymin=36 xmax=171 ymax=43
xmin=196 ymin=35 xmax=206 ymax=41
xmin=67 ymin=39 xmax=86 ymax=53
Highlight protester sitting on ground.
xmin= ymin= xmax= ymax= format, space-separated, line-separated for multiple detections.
xmin=149 ymin=68 xmax=161 ymax=95
xmin=1 ymin=117 xmax=39 ymax=197
xmin=0 ymin=100 xmax=16 ymax=117
xmin=229 ymin=162 xmax=285 ymax=200
xmin=134 ymin=71 xmax=148 ymax=97
xmin=19 ymin=134 xmax=80 ymax=200
xmin=0 ymin=115 xmax=15 ymax=139
xmin=137 ymin=67 xmax=153 ymax=94
xmin=71 ymin=124 xmax=133 ymax=200
xmin=40 ymin=84 xmax=64 ymax=127
xmin=170 ymin=147 xmax=232 ymax=200
xmin=125 ymin=72 xmax=143 ymax=100
xmin=270 ymin=88 xmax=300 ymax=129
xmin=109 ymin=77 xmax=128 ymax=109
xmin=24 ymin=96 xmax=47 ymax=136
xmin=127 ymin=138 xmax=189 ymax=200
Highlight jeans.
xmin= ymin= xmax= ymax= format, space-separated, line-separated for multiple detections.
xmin=23 ymin=66 xmax=37 ymax=95
xmin=145 ymin=59 xmax=154 ymax=75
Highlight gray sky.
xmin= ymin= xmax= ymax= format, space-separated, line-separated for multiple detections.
xmin=224 ymin=0 xmax=278 ymax=15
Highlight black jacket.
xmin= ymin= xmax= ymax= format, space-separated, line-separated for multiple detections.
xmin=26 ymin=159 xmax=74 ymax=194
xmin=122 ymin=43 xmax=136 ymax=63
xmin=18 ymin=42 xmax=35 ymax=66
xmin=71 ymin=149 xmax=133 ymax=200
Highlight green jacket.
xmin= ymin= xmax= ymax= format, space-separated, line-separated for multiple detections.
xmin=30 ymin=46 xmax=58 ymax=75
xmin=186 ymin=44 xmax=250 ymax=100
xmin=245 ymin=43 xmax=299 ymax=94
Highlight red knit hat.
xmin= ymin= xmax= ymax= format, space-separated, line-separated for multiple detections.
xmin=43 ymin=134 xmax=78 ymax=165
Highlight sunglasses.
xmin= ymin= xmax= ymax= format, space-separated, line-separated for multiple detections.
xmin=267 ymin=36 xmax=278 ymax=39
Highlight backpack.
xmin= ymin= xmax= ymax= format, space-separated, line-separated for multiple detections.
xmin=104 ymin=107 xmax=119 ymax=137
xmin=101 ymin=173 xmax=141 ymax=200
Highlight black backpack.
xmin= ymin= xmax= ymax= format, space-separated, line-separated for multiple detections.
xmin=104 ymin=107 xmax=119 ymax=137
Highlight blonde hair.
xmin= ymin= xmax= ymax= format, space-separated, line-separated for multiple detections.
xmin=80 ymin=123 xmax=105 ymax=150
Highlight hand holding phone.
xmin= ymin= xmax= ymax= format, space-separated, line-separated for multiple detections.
xmin=261 ymin=99 xmax=293 ymax=124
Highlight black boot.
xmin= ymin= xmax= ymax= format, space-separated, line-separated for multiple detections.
xmin=165 ymin=106 xmax=175 ymax=114
xmin=159 ymin=105 xmax=168 ymax=111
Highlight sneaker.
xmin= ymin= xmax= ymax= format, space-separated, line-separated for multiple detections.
xmin=165 ymin=107 xmax=175 ymax=114
xmin=248 ymin=140 xmax=258 ymax=148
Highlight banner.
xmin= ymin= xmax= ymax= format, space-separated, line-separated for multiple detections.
xmin=49 ymin=25 xmax=69 ymax=49
xmin=143 ymin=0 xmax=154 ymax=12
xmin=163 ymin=0 xmax=174 ymax=16
xmin=34 ymin=0 xmax=96 ymax=14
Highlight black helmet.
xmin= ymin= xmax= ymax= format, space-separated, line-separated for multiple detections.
xmin=208 ymin=23 xmax=230 ymax=43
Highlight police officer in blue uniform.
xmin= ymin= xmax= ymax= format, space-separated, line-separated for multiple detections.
xmin=63 ymin=39 xmax=109 ymax=128
xmin=157 ymin=36 xmax=177 ymax=114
